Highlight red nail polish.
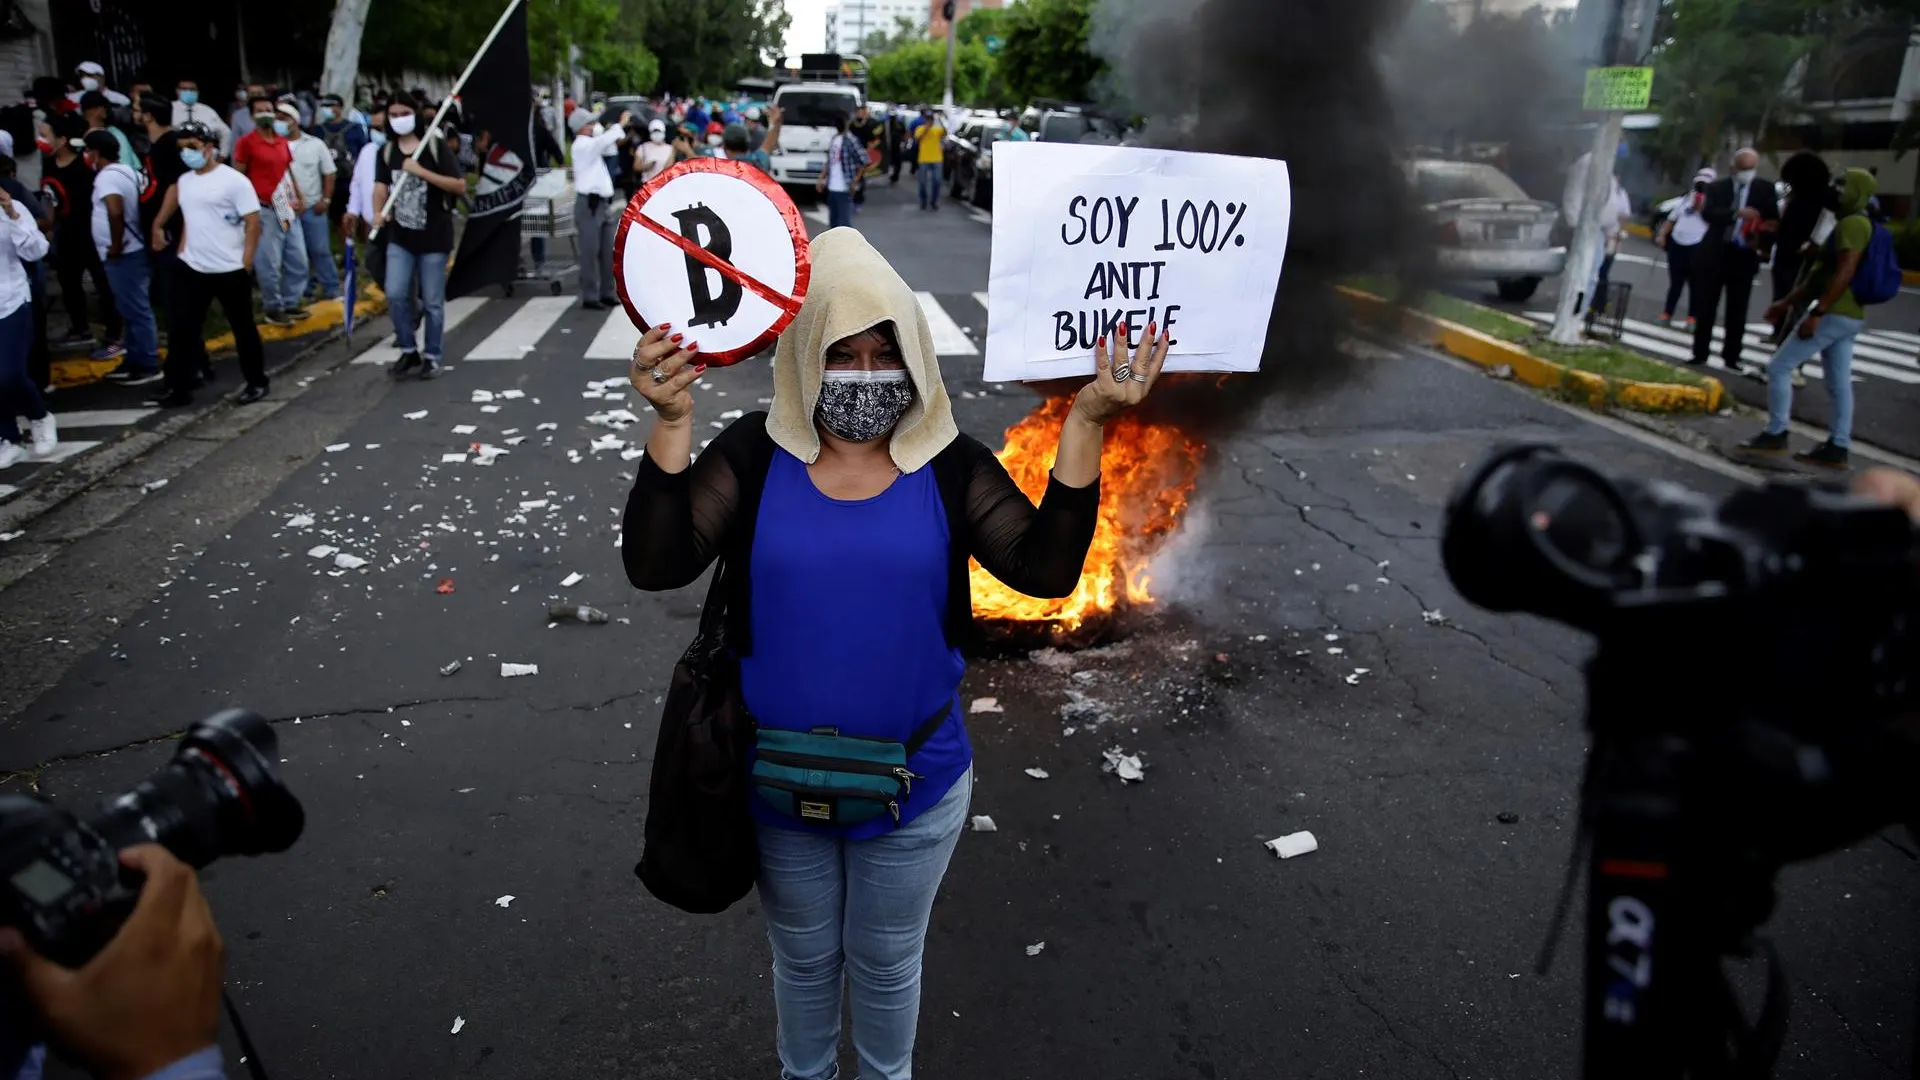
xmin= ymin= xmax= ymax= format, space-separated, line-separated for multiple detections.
xmin=669 ymin=333 xmax=684 ymax=343
xmin=658 ymin=321 xmax=672 ymax=330
xmin=1147 ymin=322 xmax=1157 ymax=337
xmin=1097 ymin=336 xmax=1107 ymax=349
xmin=695 ymin=363 xmax=709 ymax=374
xmin=686 ymin=342 xmax=700 ymax=352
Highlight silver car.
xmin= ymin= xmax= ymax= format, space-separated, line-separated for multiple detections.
xmin=1411 ymin=159 xmax=1566 ymax=302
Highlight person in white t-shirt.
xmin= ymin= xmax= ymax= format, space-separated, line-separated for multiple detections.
xmin=83 ymin=130 xmax=162 ymax=382
xmin=815 ymin=115 xmax=864 ymax=230
xmin=0 ymin=182 xmax=54 ymax=469
xmin=635 ymin=118 xmax=674 ymax=185
xmin=284 ymin=109 xmax=340 ymax=301
xmin=570 ymin=108 xmax=630 ymax=309
xmin=1654 ymin=166 xmax=1715 ymax=328
xmin=148 ymin=122 xmax=267 ymax=408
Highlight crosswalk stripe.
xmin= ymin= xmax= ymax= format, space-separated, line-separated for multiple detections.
xmin=0 ymin=441 xmax=104 ymax=473
xmin=1523 ymin=311 xmax=1920 ymax=384
xmin=916 ymin=292 xmax=978 ymax=356
xmin=803 ymin=207 xmax=829 ymax=226
xmin=0 ymin=484 xmax=16 ymax=500
xmin=971 ymin=291 xmax=991 ymax=313
xmin=465 ymin=296 xmax=574 ymax=360
xmin=351 ymin=297 xmax=487 ymax=365
xmin=967 ymin=208 xmax=992 ymax=226
xmin=52 ymin=408 xmax=157 ymax=429
xmin=585 ymin=307 xmax=641 ymax=360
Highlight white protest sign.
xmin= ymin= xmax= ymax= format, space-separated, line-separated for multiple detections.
xmin=984 ymin=142 xmax=1291 ymax=383
xmin=614 ymin=158 xmax=811 ymax=366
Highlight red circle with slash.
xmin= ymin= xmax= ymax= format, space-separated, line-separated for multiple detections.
xmin=613 ymin=158 xmax=811 ymax=367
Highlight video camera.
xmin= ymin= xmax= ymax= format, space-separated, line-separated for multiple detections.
xmin=1442 ymin=444 xmax=1919 ymax=1078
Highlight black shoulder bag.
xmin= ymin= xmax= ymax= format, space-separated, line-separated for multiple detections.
xmin=634 ymin=561 xmax=759 ymax=914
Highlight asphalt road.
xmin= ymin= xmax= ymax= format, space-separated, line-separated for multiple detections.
xmin=4 ymin=180 xmax=1915 ymax=1079
xmin=1449 ymin=233 xmax=1920 ymax=461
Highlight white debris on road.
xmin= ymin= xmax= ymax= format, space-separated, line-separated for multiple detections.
xmin=306 ymin=545 xmax=337 ymax=559
xmin=560 ymin=572 xmax=584 ymax=587
xmin=500 ymin=663 xmax=539 ymax=677
xmin=284 ymin=513 xmax=315 ymax=529
xmin=969 ymin=815 xmax=998 ymax=832
xmin=495 ymin=895 xmax=515 ymax=908
xmin=1344 ymin=667 xmax=1371 ymax=686
xmin=441 ymin=453 xmax=467 ymax=464
xmin=500 ymin=389 xmax=526 ymax=399
xmin=519 ymin=499 xmax=549 ymax=510
xmin=450 ymin=1016 xmax=466 ymax=1035
xmin=324 ymin=442 xmax=350 ymax=452
xmin=140 ymin=478 xmax=169 ymax=493
xmin=1025 ymin=942 xmax=1046 ymax=957
xmin=1422 ymin=609 xmax=1447 ymax=625
xmin=451 ymin=424 xmax=478 ymax=435
xmin=969 ymin=696 xmax=1004 ymax=714
xmin=1023 ymin=767 xmax=1050 ymax=780
xmin=1264 ymin=831 xmax=1319 ymax=859
xmin=1101 ymin=747 xmax=1146 ymax=783
xmin=471 ymin=390 xmax=495 ymax=403
xmin=333 ymin=554 xmax=368 ymax=570
xmin=403 ymin=410 xmax=429 ymax=420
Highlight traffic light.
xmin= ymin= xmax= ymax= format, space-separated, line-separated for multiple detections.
xmin=942 ymin=0 xmax=956 ymax=21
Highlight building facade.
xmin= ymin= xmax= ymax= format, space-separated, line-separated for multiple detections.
xmin=824 ymin=0 xmax=932 ymax=55
xmin=928 ymin=0 xmax=1004 ymax=38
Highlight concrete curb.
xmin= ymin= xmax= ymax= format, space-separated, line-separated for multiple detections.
xmin=1339 ymin=286 xmax=1724 ymax=414
xmin=50 ymin=289 xmax=387 ymax=389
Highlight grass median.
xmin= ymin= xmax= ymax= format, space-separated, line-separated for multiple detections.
xmin=1351 ymin=277 xmax=1715 ymax=391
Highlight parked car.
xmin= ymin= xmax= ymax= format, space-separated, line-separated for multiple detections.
xmin=1410 ymin=158 xmax=1566 ymax=302
xmin=1016 ymin=102 xmax=1122 ymax=144
xmin=946 ymin=118 xmax=1016 ymax=209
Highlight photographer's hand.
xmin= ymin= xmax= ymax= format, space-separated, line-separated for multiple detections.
xmin=1855 ymin=468 xmax=1920 ymax=522
xmin=0 ymin=846 xmax=224 ymax=1080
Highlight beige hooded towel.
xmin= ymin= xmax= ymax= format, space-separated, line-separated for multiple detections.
xmin=766 ymin=227 xmax=960 ymax=474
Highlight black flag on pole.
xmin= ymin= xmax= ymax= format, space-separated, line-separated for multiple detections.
xmin=447 ymin=0 xmax=534 ymax=298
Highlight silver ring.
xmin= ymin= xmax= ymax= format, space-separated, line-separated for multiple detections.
xmin=650 ymin=367 xmax=669 ymax=384
xmin=1129 ymin=372 xmax=1148 ymax=383
xmin=1111 ymin=364 xmax=1133 ymax=382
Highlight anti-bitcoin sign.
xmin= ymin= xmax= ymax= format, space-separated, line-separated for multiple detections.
xmin=613 ymin=158 xmax=811 ymax=366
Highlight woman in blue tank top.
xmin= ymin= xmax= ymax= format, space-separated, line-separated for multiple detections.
xmin=622 ymin=228 xmax=1170 ymax=1080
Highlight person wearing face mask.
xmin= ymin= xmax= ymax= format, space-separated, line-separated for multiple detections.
xmin=282 ymin=105 xmax=340 ymax=302
xmin=69 ymin=62 xmax=130 ymax=109
xmin=1654 ymin=167 xmax=1714 ymax=329
xmin=78 ymin=91 xmax=141 ymax=184
xmin=635 ymin=118 xmax=674 ymax=185
xmin=170 ymin=80 xmax=232 ymax=157
xmin=622 ymin=227 xmax=1166 ymax=1080
xmin=42 ymin=113 xmax=126 ymax=360
xmin=371 ymin=95 xmax=465 ymax=379
xmin=83 ymin=130 xmax=162 ymax=384
xmin=315 ymin=93 xmax=367 ymax=233
xmin=1688 ymin=147 xmax=1779 ymax=372
xmin=713 ymin=109 xmax=780 ymax=173
xmin=341 ymin=103 xmax=386 ymax=243
xmin=569 ymin=108 xmax=630 ymax=311
xmin=148 ymin=121 xmax=267 ymax=407
xmin=133 ymin=93 xmax=187 ymax=368
xmin=231 ymin=96 xmax=306 ymax=326
xmin=229 ymin=84 xmax=265 ymax=141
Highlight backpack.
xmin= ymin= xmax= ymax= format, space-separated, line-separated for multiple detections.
xmin=321 ymin=123 xmax=356 ymax=181
xmin=1847 ymin=215 xmax=1902 ymax=305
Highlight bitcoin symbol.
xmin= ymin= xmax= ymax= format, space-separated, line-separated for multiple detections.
xmin=672 ymin=203 xmax=743 ymax=329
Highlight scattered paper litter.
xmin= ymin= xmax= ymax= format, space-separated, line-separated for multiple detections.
xmin=0 ymin=531 xmax=23 ymax=542
xmin=500 ymin=662 xmax=539 ymax=678
xmin=589 ymin=433 xmax=625 ymax=452
xmin=536 ymin=422 xmax=558 ymax=431
xmin=620 ymin=447 xmax=646 ymax=461
xmin=560 ymin=572 xmax=584 ymax=587
xmin=324 ymin=442 xmax=350 ymax=453
xmin=403 ymin=410 xmax=429 ymax=420
xmin=439 ymin=660 xmax=463 ymax=676
xmin=450 ymin=1016 xmax=465 ymax=1035
xmin=504 ymin=436 xmax=528 ymax=446
xmin=451 ymin=424 xmax=478 ymax=435
xmin=1023 ymin=767 xmax=1050 ymax=780
xmin=719 ymin=408 xmax=745 ymax=420
xmin=1252 ymin=633 xmax=1268 ymax=642
xmin=969 ymin=815 xmax=998 ymax=832
xmin=472 ymin=444 xmax=508 ymax=466
xmin=480 ymin=405 xmax=501 ymax=414
xmin=140 ymin=478 xmax=168 ymax=493
xmin=333 ymin=553 xmax=368 ymax=570
xmin=470 ymin=390 xmax=495 ymax=403
xmin=1265 ymin=831 xmax=1319 ymax=859
xmin=519 ymin=499 xmax=549 ymax=510
xmin=499 ymin=389 xmax=525 ymax=399
xmin=969 ymin=696 xmax=1004 ymax=714
xmin=441 ymin=453 xmax=467 ymax=464
xmin=306 ymin=545 xmax=338 ymax=559
xmin=1344 ymin=668 xmax=1371 ymax=686
xmin=363 ymin=443 xmax=381 ymax=450
xmin=1422 ymin=609 xmax=1447 ymax=625
xmin=1101 ymin=747 xmax=1146 ymax=783
xmin=1025 ymin=942 xmax=1046 ymax=957
xmin=494 ymin=895 xmax=515 ymax=908
xmin=1325 ymin=633 xmax=1340 ymax=642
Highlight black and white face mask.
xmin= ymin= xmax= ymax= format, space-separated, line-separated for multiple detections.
xmin=816 ymin=369 xmax=913 ymax=443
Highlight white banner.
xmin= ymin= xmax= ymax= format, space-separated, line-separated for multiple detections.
xmin=984 ymin=142 xmax=1292 ymax=382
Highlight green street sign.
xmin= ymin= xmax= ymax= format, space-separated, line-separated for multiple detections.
xmin=1584 ymin=66 xmax=1653 ymax=111
xmin=985 ymin=35 xmax=1004 ymax=55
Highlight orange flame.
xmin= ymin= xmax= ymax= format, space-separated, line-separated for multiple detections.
xmin=969 ymin=396 xmax=1206 ymax=631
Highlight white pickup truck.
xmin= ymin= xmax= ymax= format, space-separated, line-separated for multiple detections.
xmin=768 ymin=83 xmax=863 ymax=190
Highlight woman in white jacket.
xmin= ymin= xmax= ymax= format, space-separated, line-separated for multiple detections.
xmin=0 ymin=184 xmax=54 ymax=469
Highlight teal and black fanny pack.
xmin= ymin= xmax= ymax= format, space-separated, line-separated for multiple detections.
xmin=751 ymin=703 xmax=953 ymax=827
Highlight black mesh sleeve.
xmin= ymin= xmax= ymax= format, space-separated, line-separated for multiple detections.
xmin=620 ymin=429 xmax=746 ymax=591
xmin=960 ymin=437 xmax=1101 ymax=600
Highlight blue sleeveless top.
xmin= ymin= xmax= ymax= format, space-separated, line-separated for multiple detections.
xmin=739 ymin=450 xmax=972 ymax=839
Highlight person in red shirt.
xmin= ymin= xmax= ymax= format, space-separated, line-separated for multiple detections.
xmin=229 ymin=95 xmax=306 ymax=325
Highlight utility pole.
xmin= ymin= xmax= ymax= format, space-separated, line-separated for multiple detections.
xmin=1548 ymin=0 xmax=1655 ymax=345
xmin=942 ymin=0 xmax=958 ymax=110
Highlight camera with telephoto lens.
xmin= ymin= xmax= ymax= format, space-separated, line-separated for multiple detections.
xmin=1442 ymin=444 xmax=1919 ymax=1079
xmin=0 ymin=708 xmax=304 ymax=968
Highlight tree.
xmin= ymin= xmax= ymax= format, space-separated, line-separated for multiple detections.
xmin=319 ymin=0 xmax=373 ymax=105
xmin=955 ymin=6 xmax=1009 ymax=47
xmin=869 ymin=39 xmax=1001 ymax=105
xmin=998 ymin=0 xmax=1103 ymax=104
xmin=861 ymin=14 xmax=926 ymax=56
xmin=639 ymin=0 xmax=790 ymax=94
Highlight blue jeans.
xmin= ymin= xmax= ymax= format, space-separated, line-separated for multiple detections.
xmin=827 ymin=189 xmax=855 ymax=229
xmin=1767 ymin=312 xmax=1861 ymax=448
xmin=101 ymin=248 xmax=159 ymax=372
xmin=917 ymin=163 xmax=941 ymax=208
xmin=385 ymin=245 xmax=448 ymax=362
xmin=0 ymin=302 xmax=47 ymax=443
xmin=756 ymin=768 xmax=971 ymax=1080
xmin=297 ymin=207 xmax=339 ymax=298
xmin=253 ymin=213 xmax=309 ymax=312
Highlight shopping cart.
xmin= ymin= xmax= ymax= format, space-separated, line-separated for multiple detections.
xmin=508 ymin=168 xmax=577 ymax=297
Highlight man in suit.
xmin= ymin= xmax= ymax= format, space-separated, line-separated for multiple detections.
xmin=1689 ymin=147 xmax=1779 ymax=370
